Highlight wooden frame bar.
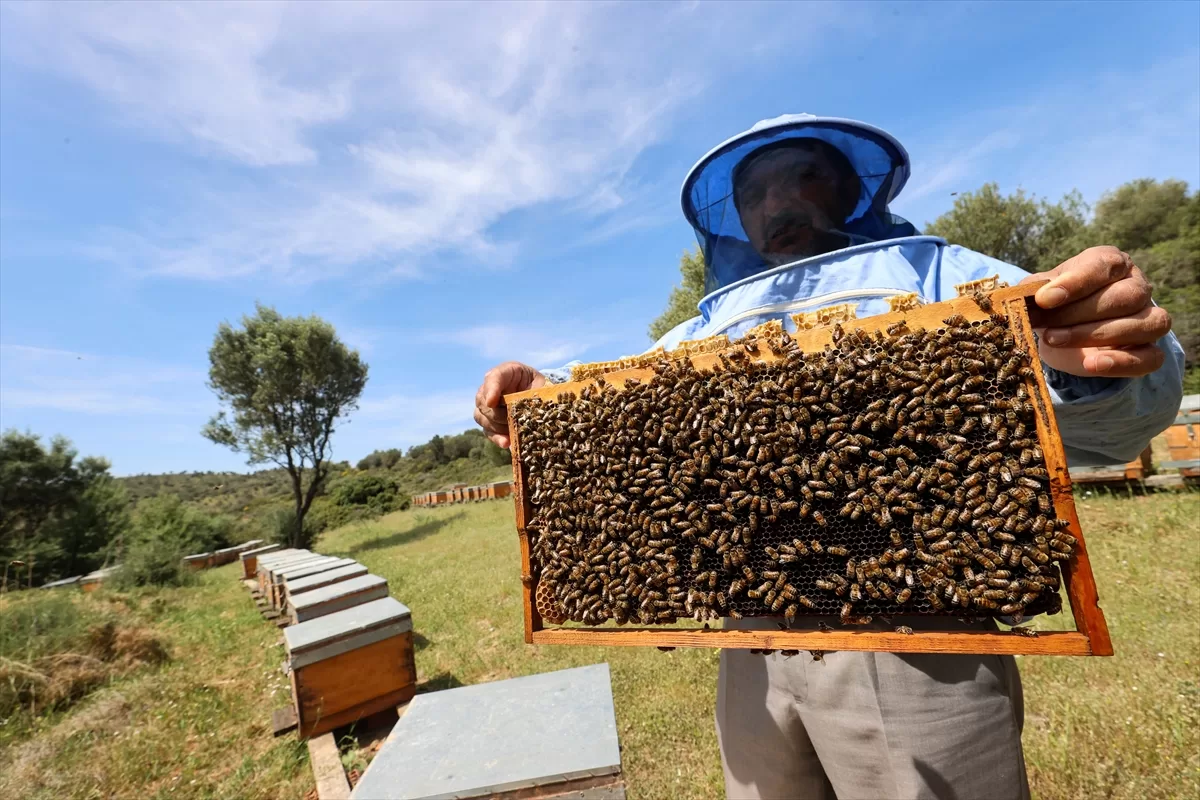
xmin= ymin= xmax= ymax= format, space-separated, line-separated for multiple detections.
xmin=505 ymin=281 xmax=1114 ymax=657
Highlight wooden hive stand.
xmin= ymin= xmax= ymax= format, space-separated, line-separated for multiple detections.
xmin=505 ymin=281 xmax=1113 ymax=657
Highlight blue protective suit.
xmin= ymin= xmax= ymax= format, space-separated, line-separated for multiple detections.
xmin=544 ymin=115 xmax=1184 ymax=467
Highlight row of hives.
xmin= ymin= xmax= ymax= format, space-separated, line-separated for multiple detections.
xmin=244 ymin=545 xmax=415 ymax=740
xmin=412 ymin=480 xmax=513 ymax=507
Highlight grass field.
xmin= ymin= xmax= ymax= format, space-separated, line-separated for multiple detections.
xmin=2 ymin=489 xmax=1197 ymax=799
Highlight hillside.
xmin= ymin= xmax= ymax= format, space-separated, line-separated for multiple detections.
xmin=117 ymin=428 xmax=514 ymax=525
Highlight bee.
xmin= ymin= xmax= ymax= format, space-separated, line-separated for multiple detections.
xmin=894 ymin=625 xmax=915 ymax=635
xmin=1011 ymin=626 xmax=1038 ymax=637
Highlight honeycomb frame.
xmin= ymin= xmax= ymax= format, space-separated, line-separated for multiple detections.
xmin=506 ymin=281 xmax=1113 ymax=656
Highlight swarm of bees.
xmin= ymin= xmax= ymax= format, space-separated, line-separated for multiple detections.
xmin=511 ymin=305 xmax=1073 ymax=628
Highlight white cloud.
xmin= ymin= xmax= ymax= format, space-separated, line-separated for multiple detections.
xmin=0 ymin=343 xmax=210 ymax=417
xmin=1 ymin=1 xmax=790 ymax=282
xmin=0 ymin=2 xmax=347 ymax=166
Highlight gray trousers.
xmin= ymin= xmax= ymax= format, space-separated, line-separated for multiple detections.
xmin=716 ymin=618 xmax=1030 ymax=800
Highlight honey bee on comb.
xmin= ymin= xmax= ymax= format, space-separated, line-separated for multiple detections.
xmin=510 ymin=299 xmax=1072 ymax=629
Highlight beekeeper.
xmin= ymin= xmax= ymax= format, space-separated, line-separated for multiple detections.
xmin=473 ymin=114 xmax=1183 ymax=799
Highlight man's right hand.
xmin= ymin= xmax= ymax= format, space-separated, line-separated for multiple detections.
xmin=474 ymin=362 xmax=547 ymax=449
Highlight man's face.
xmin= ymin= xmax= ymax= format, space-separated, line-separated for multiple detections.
xmin=735 ymin=144 xmax=853 ymax=265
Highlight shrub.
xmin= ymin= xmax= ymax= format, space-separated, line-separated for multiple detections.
xmin=261 ymin=506 xmax=322 ymax=550
xmin=331 ymin=473 xmax=399 ymax=509
xmin=115 ymin=537 xmax=195 ymax=588
xmin=115 ymin=495 xmax=233 ymax=587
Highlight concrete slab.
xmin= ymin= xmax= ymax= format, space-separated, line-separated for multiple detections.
xmin=350 ymin=663 xmax=621 ymax=800
xmin=41 ymin=575 xmax=83 ymax=589
xmin=257 ymin=545 xmax=300 ymax=557
xmin=285 ymin=597 xmax=412 ymax=670
xmin=286 ymin=563 xmax=369 ymax=598
xmin=241 ymin=543 xmax=281 ymax=560
xmin=281 ymin=557 xmax=357 ymax=583
xmin=262 ymin=551 xmax=322 ymax=569
xmin=256 ymin=549 xmax=310 ymax=566
xmin=261 ymin=553 xmax=328 ymax=580
xmin=272 ymin=555 xmax=344 ymax=582
xmin=289 ymin=574 xmax=389 ymax=623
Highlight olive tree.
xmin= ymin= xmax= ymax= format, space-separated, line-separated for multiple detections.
xmin=203 ymin=305 xmax=368 ymax=547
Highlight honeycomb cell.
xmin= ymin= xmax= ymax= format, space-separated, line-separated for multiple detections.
xmin=512 ymin=312 xmax=1066 ymax=627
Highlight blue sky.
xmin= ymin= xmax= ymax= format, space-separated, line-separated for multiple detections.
xmin=1 ymin=0 xmax=1197 ymax=476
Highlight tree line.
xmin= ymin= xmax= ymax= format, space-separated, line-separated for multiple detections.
xmin=648 ymin=178 xmax=1198 ymax=389
xmin=2 ymin=305 xmax=371 ymax=587
xmin=356 ymin=428 xmax=511 ymax=471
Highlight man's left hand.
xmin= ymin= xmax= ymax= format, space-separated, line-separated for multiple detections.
xmin=1021 ymin=246 xmax=1172 ymax=379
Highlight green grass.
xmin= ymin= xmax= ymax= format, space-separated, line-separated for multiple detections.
xmin=3 ymin=490 xmax=1197 ymax=799
xmin=320 ymin=492 xmax=1200 ymax=800
xmin=0 ymin=576 xmax=312 ymax=800
xmin=1017 ymin=491 xmax=1200 ymax=799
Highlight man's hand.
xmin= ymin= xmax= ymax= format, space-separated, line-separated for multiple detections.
xmin=1021 ymin=246 xmax=1171 ymax=379
xmin=474 ymin=362 xmax=548 ymax=448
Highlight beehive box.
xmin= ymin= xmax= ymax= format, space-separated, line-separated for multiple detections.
xmin=350 ymin=663 xmax=623 ymax=800
xmin=241 ymin=543 xmax=282 ymax=579
xmin=1164 ymin=394 xmax=1199 ymax=479
xmin=256 ymin=550 xmax=317 ymax=594
xmin=285 ymin=597 xmax=416 ymax=739
xmin=212 ymin=545 xmax=244 ymax=566
xmin=276 ymin=558 xmax=360 ymax=608
xmin=269 ymin=556 xmax=345 ymax=608
xmin=288 ymin=574 xmax=390 ymax=624
xmin=505 ymin=281 xmax=1111 ymax=656
xmin=285 ymin=563 xmax=370 ymax=606
xmin=182 ymin=552 xmax=211 ymax=571
xmin=1072 ymin=445 xmax=1153 ymax=485
xmin=79 ymin=565 xmax=120 ymax=593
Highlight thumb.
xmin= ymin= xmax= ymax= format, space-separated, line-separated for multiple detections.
xmin=483 ymin=362 xmax=538 ymax=408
